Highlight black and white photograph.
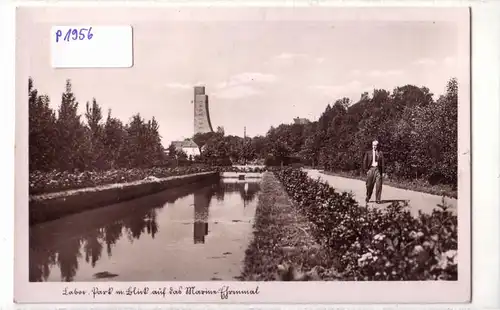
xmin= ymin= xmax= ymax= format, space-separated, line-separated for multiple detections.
xmin=15 ymin=6 xmax=471 ymax=303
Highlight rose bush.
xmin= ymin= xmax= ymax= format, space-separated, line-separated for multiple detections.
xmin=274 ymin=168 xmax=457 ymax=281
xmin=30 ymin=166 xmax=215 ymax=195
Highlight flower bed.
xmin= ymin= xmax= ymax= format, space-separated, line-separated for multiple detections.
xmin=29 ymin=166 xmax=215 ymax=195
xmin=29 ymin=171 xmax=219 ymax=226
xmin=240 ymin=173 xmax=336 ymax=281
xmin=274 ymin=168 xmax=458 ymax=281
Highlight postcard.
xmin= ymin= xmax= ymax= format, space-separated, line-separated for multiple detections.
xmin=15 ymin=5 xmax=471 ymax=304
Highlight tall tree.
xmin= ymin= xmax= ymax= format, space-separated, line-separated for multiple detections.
xmin=193 ymin=132 xmax=215 ymax=154
xmin=28 ymin=77 xmax=57 ymax=171
xmin=85 ymin=98 xmax=104 ymax=169
xmin=167 ymin=142 xmax=177 ymax=158
xmin=123 ymin=114 xmax=146 ymax=167
xmin=103 ymin=109 xmax=125 ymax=169
xmin=56 ymin=79 xmax=86 ymax=171
xmin=145 ymin=116 xmax=166 ymax=166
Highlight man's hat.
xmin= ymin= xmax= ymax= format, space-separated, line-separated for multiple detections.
xmin=372 ymin=140 xmax=379 ymax=146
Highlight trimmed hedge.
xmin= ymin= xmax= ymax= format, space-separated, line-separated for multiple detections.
xmin=274 ymin=168 xmax=458 ymax=281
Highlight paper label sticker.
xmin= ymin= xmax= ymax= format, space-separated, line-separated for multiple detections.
xmin=51 ymin=25 xmax=133 ymax=68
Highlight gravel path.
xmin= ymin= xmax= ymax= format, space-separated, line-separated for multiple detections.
xmin=305 ymin=169 xmax=457 ymax=216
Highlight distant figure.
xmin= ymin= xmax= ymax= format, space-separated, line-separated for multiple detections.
xmin=362 ymin=140 xmax=385 ymax=203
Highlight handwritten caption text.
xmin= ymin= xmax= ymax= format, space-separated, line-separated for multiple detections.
xmin=62 ymin=285 xmax=260 ymax=300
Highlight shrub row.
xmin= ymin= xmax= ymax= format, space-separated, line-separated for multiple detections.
xmin=29 ymin=166 xmax=215 ymax=195
xmin=274 ymin=168 xmax=458 ymax=281
xmin=215 ymin=166 xmax=268 ymax=173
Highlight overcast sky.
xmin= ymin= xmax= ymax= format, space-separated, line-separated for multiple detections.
xmin=18 ymin=7 xmax=465 ymax=147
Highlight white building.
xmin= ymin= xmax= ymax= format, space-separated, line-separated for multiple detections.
xmin=171 ymin=139 xmax=201 ymax=157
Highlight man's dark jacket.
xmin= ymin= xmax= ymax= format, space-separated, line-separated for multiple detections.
xmin=362 ymin=150 xmax=385 ymax=174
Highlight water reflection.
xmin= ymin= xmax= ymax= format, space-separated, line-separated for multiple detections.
xmin=29 ymin=179 xmax=261 ymax=282
xmin=192 ymin=180 xmax=260 ymax=244
xmin=214 ymin=180 xmax=260 ymax=204
xmin=193 ymin=187 xmax=211 ymax=244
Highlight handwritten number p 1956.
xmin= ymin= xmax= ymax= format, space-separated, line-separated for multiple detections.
xmin=55 ymin=27 xmax=94 ymax=43
xmin=55 ymin=30 xmax=62 ymax=42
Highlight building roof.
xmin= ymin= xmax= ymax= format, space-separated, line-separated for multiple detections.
xmin=171 ymin=139 xmax=199 ymax=149
xmin=294 ymin=117 xmax=311 ymax=124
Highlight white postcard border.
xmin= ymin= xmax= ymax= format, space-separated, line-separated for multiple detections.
xmin=14 ymin=4 xmax=472 ymax=305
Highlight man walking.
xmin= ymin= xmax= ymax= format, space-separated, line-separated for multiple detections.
xmin=362 ymin=140 xmax=385 ymax=203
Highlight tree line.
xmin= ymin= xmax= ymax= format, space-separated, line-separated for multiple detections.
xmin=29 ymin=76 xmax=458 ymax=186
xmin=29 ymin=77 xmax=166 ymax=172
xmin=191 ymin=78 xmax=458 ymax=186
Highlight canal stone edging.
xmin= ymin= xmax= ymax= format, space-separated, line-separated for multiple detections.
xmin=29 ymin=171 xmax=220 ymax=226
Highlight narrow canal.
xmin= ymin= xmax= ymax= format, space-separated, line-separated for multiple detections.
xmin=29 ymin=178 xmax=261 ymax=282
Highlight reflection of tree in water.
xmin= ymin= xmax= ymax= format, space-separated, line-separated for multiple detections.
xmin=31 ymin=208 xmax=160 ymax=282
xmin=29 ymin=247 xmax=57 ymax=282
xmin=56 ymin=237 xmax=83 ymax=282
xmin=30 ymin=203 xmax=164 ymax=282
xmin=165 ymin=195 xmax=181 ymax=204
xmin=83 ymin=229 xmax=104 ymax=268
xmin=103 ymin=222 xmax=123 ymax=257
xmin=123 ymin=212 xmax=150 ymax=242
xmin=29 ymin=179 xmax=261 ymax=281
xmin=145 ymin=210 xmax=159 ymax=239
